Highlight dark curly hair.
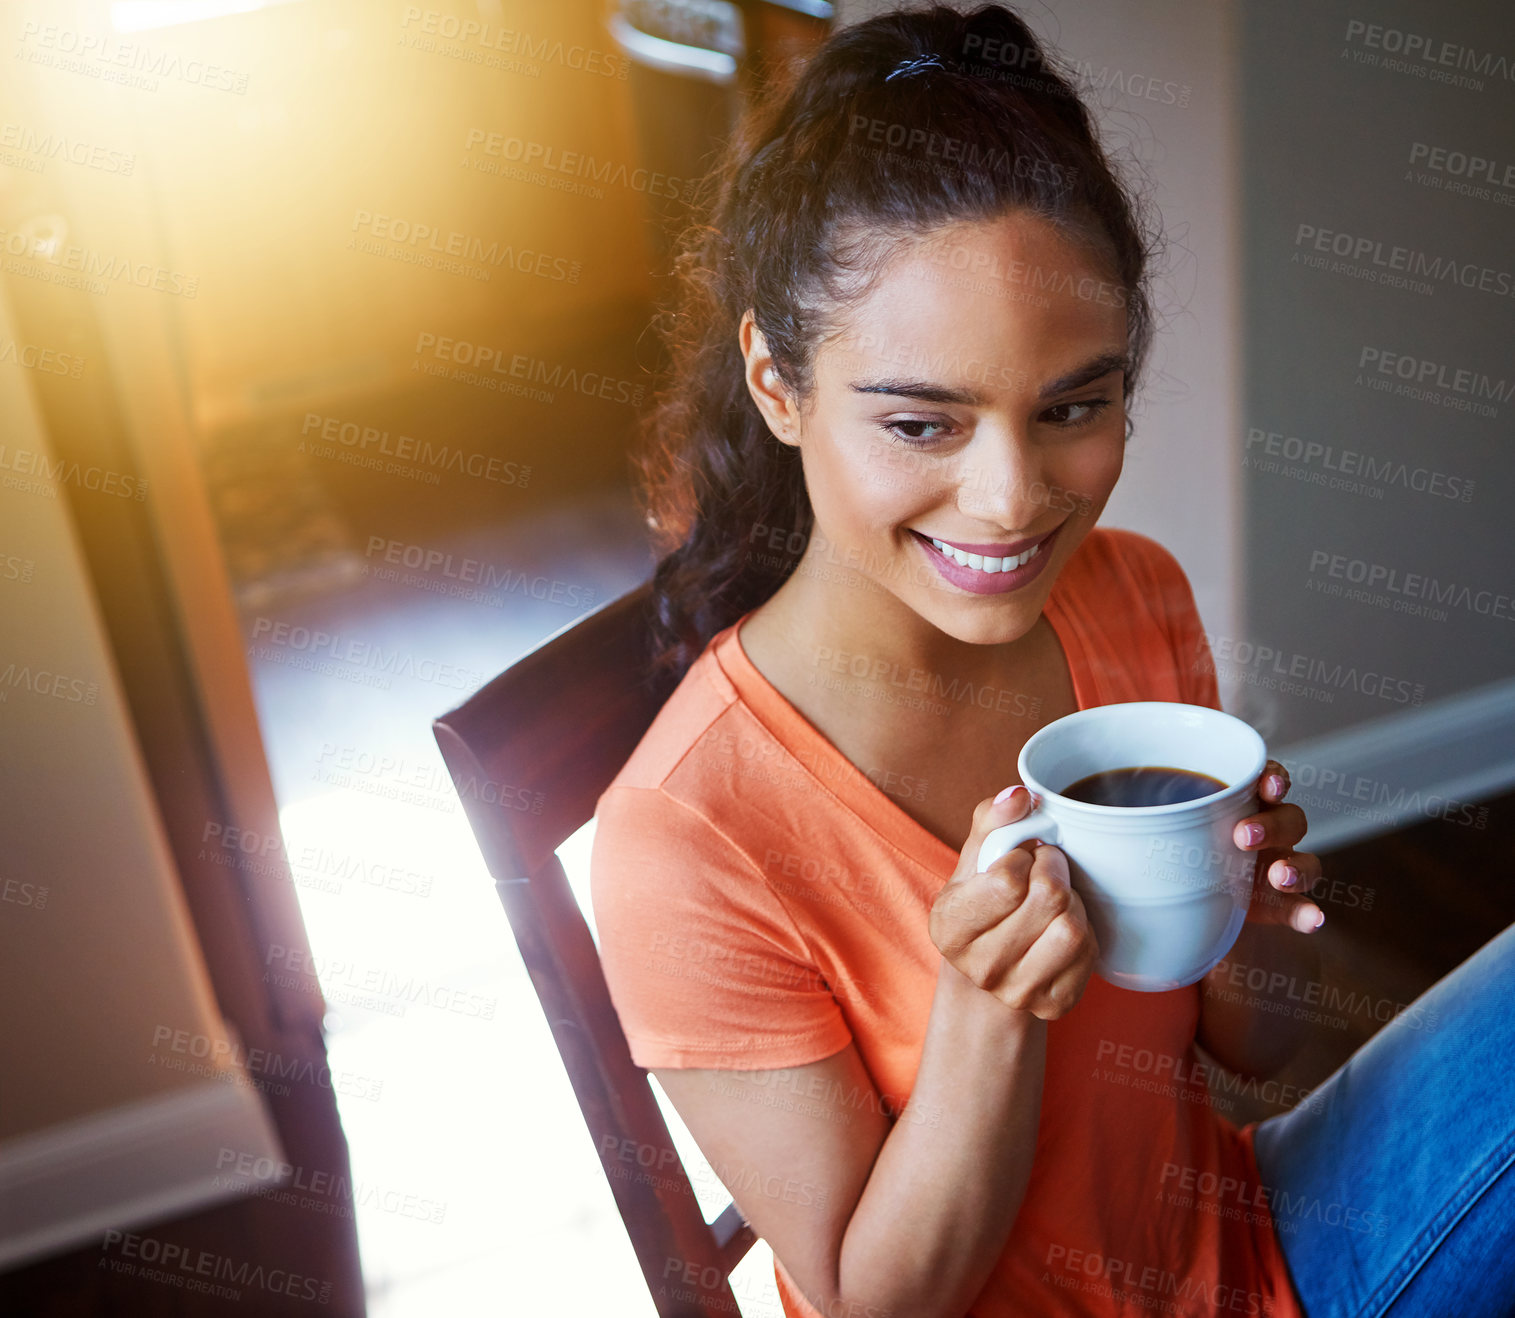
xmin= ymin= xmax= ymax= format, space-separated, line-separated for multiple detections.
xmin=634 ymin=2 xmax=1159 ymax=681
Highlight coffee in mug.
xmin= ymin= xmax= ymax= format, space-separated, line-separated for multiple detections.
xmin=1062 ymin=766 xmax=1227 ymax=809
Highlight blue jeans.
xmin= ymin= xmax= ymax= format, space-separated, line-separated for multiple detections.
xmin=1251 ymin=920 xmax=1515 ymax=1318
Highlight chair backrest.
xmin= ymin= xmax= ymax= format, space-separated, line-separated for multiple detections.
xmin=432 ymin=582 xmax=757 ymax=1318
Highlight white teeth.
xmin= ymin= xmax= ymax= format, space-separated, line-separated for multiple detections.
xmin=928 ymin=536 xmax=1042 ymax=574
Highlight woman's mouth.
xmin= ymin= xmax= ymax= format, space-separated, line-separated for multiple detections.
xmin=908 ymin=523 xmax=1062 ymax=595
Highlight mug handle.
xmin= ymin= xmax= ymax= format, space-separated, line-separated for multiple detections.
xmin=977 ymin=808 xmax=1063 ymax=874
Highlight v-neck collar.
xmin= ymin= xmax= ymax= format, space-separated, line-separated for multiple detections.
xmin=711 ymin=589 xmax=1097 ymax=879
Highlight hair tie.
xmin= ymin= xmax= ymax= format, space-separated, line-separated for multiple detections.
xmin=886 ymin=53 xmax=945 ymax=82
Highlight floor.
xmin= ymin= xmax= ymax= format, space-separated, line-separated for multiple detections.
xmin=1210 ymin=780 xmax=1515 ymax=1129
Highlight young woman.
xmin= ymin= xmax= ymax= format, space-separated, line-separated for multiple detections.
xmin=589 ymin=7 xmax=1515 ymax=1317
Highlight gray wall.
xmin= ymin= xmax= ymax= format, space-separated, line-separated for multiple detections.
xmin=1238 ymin=1 xmax=1515 ymax=744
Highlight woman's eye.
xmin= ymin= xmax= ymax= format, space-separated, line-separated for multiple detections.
xmin=881 ymin=418 xmax=951 ymax=445
xmin=1043 ymin=399 xmax=1110 ymax=428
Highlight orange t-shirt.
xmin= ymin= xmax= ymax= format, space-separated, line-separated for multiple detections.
xmin=589 ymin=527 xmax=1303 ymax=1318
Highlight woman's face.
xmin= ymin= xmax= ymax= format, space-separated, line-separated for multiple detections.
xmin=742 ymin=210 xmax=1130 ymax=649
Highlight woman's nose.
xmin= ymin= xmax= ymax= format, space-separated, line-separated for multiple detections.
xmin=954 ymin=435 xmax=1045 ymax=529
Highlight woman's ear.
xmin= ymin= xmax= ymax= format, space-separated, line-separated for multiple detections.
xmin=738 ymin=309 xmax=802 ymax=447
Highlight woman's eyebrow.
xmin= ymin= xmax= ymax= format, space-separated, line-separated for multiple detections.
xmin=1037 ymin=351 xmax=1128 ymax=400
xmin=848 ymin=379 xmax=985 ymax=405
xmin=847 ymin=351 xmax=1128 ymax=407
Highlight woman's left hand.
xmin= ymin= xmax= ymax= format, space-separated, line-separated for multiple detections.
xmin=1232 ymin=759 xmax=1324 ymax=934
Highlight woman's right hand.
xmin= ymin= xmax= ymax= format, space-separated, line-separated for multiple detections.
xmin=929 ymin=785 xmax=1099 ymax=1019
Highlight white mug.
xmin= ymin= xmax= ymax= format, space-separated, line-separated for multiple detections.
xmin=976 ymin=701 xmax=1268 ymax=993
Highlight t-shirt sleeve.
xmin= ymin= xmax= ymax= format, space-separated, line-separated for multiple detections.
xmin=1161 ymin=557 xmax=1222 ymax=712
xmin=588 ymin=783 xmax=854 ymax=1072
xmin=1119 ymin=530 xmax=1222 ymax=711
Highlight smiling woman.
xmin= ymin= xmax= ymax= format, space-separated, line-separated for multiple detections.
xmin=587 ymin=7 xmax=1314 ymax=1318
xmin=739 ymin=212 xmax=1128 ymax=652
xmin=583 ymin=6 xmax=1513 ymax=1318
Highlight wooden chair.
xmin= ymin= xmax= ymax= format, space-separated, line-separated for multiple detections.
xmin=432 ymin=583 xmax=757 ymax=1317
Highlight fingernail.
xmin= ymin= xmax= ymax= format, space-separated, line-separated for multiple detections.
xmin=1266 ymin=774 xmax=1286 ymax=797
xmin=1312 ymin=909 xmax=1325 ymax=930
xmin=1278 ymin=864 xmax=1299 ymax=889
xmin=994 ymin=784 xmax=1026 ymax=805
xmin=1240 ymin=823 xmax=1264 ymax=847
